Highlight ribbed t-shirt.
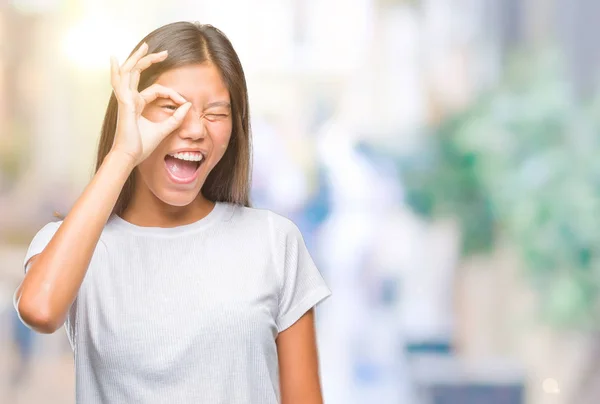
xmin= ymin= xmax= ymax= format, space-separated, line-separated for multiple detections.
xmin=17 ymin=202 xmax=331 ymax=403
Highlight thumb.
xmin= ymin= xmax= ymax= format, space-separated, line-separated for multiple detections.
xmin=156 ymin=102 xmax=192 ymax=137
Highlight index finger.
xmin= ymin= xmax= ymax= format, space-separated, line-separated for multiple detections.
xmin=139 ymin=84 xmax=188 ymax=106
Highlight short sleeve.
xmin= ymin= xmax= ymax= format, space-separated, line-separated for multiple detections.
xmin=272 ymin=214 xmax=332 ymax=332
xmin=23 ymin=221 xmax=62 ymax=273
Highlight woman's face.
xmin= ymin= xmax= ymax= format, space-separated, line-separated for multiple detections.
xmin=135 ymin=63 xmax=232 ymax=207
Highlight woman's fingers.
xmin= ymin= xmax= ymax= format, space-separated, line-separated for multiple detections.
xmin=110 ymin=56 xmax=120 ymax=90
xmin=111 ymin=45 xmax=171 ymax=106
xmin=155 ymin=102 xmax=193 ymax=137
xmin=120 ymin=42 xmax=148 ymax=73
xmin=139 ymin=84 xmax=188 ymax=106
xmin=118 ymin=42 xmax=148 ymax=90
xmin=130 ymin=50 xmax=168 ymax=91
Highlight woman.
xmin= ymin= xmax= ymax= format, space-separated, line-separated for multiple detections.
xmin=13 ymin=21 xmax=331 ymax=404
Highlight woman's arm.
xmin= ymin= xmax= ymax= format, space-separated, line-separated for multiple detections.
xmin=277 ymin=309 xmax=325 ymax=404
xmin=15 ymin=151 xmax=135 ymax=333
xmin=14 ymin=43 xmax=191 ymax=334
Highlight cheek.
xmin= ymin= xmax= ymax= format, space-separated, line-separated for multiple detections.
xmin=137 ymin=148 xmax=165 ymax=178
xmin=219 ymin=135 xmax=232 ymax=160
xmin=210 ymin=123 xmax=232 ymax=157
xmin=136 ymin=157 xmax=155 ymax=180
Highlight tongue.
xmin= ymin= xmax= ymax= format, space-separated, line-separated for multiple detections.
xmin=165 ymin=155 xmax=198 ymax=178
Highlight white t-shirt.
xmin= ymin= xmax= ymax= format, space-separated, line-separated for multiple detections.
xmin=18 ymin=202 xmax=331 ymax=404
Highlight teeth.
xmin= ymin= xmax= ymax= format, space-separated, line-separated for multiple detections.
xmin=169 ymin=152 xmax=204 ymax=162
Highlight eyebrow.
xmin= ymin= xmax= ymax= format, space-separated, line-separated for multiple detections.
xmin=204 ymin=101 xmax=231 ymax=109
xmin=164 ymin=95 xmax=231 ymax=109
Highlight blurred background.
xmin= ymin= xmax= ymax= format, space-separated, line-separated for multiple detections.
xmin=1 ymin=0 xmax=600 ymax=403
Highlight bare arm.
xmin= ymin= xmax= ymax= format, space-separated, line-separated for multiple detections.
xmin=15 ymin=151 xmax=135 ymax=333
xmin=277 ymin=309 xmax=325 ymax=404
xmin=14 ymin=43 xmax=192 ymax=334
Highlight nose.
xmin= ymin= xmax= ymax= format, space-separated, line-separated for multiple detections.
xmin=177 ymin=106 xmax=206 ymax=141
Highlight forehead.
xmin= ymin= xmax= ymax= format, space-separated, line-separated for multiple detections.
xmin=154 ymin=63 xmax=230 ymax=102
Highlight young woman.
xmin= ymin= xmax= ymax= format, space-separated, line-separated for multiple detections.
xmin=13 ymin=21 xmax=331 ymax=404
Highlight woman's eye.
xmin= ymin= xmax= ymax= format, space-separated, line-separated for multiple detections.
xmin=162 ymin=105 xmax=177 ymax=111
xmin=204 ymin=113 xmax=229 ymax=120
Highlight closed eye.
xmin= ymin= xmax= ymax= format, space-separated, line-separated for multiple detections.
xmin=203 ymin=113 xmax=229 ymax=122
xmin=161 ymin=104 xmax=177 ymax=111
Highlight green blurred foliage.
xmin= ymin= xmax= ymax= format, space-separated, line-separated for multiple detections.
xmin=400 ymin=51 xmax=600 ymax=330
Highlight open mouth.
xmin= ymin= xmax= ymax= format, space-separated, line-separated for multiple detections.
xmin=164 ymin=151 xmax=205 ymax=184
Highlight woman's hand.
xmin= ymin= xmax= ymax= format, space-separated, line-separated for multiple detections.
xmin=109 ymin=42 xmax=192 ymax=165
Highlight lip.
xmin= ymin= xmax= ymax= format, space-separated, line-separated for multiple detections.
xmin=164 ymin=156 xmax=203 ymax=185
xmin=167 ymin=148 xmax=208 ymax=158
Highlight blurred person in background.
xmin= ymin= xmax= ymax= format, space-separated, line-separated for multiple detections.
xmin=0 ymin=280 xmax=35 ymax=392
xmin=12 ymin=21 xmax=330 ymax=404
xmin=11 ymin=308 xmax=35 ymax=385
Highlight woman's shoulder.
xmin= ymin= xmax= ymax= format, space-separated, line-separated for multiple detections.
xmin=28 ymin=220 xmax=63 ymax=246
xmin=229 ymin=203 xmax=299 ymax=235
xmin=29 ymin=219 xmax=113 ymax=249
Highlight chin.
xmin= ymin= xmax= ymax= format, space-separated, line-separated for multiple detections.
xmin=154 ymin=186 xmax=204 ymax=207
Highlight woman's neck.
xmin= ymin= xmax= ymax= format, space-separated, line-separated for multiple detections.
xmin=121 ymin=190 xmax=215 ymax=228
